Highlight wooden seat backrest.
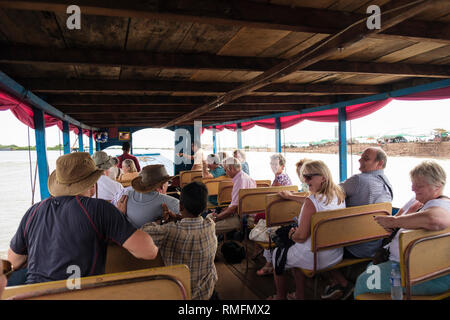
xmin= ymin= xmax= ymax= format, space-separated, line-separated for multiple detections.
xmin=399 ymin=226 xmax=450 ymax=299
xmin=105 ymin=242 xmax=165 ymax=274
xmin=2 ymin=265 xmax=191 ymax=300
xmin=255 ymin=180 xmax=271 ymax=188
xmin=238 ymin=185 xmax=299 ymax=217
xmin=202 ymin=176 xmax=230 ymax=196
xmin=217 ymin=180 xmax=234 ymax=205
xmin=265 ymin=192 xmax=308 ymax=227
xmin=310 ymin=202 xmax=392 ymax=252
xmin=180 ymin=170 xmax=202 ymax=188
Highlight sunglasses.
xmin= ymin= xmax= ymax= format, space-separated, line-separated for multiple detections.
xmin=303 ymin=173 xmax=321 ymax=181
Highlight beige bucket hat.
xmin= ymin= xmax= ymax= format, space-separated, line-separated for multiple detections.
xmin=48 ymin=152 xmax=104 ymax=197
xmin=131 ymin=164 xmax=174 ymax=193
xmin=92 ymin=151 xmax=114 ymax=170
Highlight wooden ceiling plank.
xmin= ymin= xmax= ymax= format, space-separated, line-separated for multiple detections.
xmin=0 ymin=0 xmax=448 ymax=43
xmin=160 ymin=0 xmax=438 ymax=127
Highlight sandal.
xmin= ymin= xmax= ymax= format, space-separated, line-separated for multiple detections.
xmin=256 ymin=265 xmax=274 ymax=276
xmin=287 ymin=292 xmax=297 ymax=300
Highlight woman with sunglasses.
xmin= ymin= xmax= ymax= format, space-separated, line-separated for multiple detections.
xmin=269 ymin=160 xmax=346 ymax=300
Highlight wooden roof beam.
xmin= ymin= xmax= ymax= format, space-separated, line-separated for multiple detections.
xmin=19 ymin=78 xmax=381 ymax=95
xmin=0 ymin=0 xmax=448 ymax=43
xmin=161 ymin=0 xmax=437 ymax=128
xmin=46 ymin=94 xmax=336 ymax=106
xmin=57 ymin=105 xmax=306 ymax=114
xmin=2 ymin=45 xmax=448 ymax=78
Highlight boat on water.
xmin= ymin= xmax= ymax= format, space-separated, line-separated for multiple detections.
xmin=0 ymin=0 xmax=449 ymax=304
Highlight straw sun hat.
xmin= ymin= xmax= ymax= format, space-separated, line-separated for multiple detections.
xmin=131 ymin=164 xmax=174 ymax=193
xmin=48 ymin=152 xmax=104 ymax=197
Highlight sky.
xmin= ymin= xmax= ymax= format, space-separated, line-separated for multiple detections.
xmin=0 ymin=99 xmax=449 ymax=148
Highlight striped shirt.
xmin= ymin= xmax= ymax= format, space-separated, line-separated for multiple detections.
xmin=142 ymin=216 xmax=218 ymax=300
xmin=341 ymin=169 xmax=393 ymax=258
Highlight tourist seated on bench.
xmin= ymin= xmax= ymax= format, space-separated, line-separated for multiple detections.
xmin=354 ymin=161 xmax=450 ymax=298
xmin=142 ymin=181 xmax=218 ymax=300
xmin=209 ymin=157 xmax=256 ymax=234
xmin=269 ymin=160 xmax=346 ymax=300
xmin=7 ymin=153 xmax=158 ymax=286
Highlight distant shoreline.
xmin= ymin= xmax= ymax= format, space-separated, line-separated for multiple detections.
xmin=4 ymin=142 xmax=450 ymax=159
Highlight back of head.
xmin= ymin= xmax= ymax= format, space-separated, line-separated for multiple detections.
xmin=371 ymin=147 xmax=388 ymax=169
xmin=207 ymin=154 xmax=221 ymax=165
xmin=270 ymin=153 xmax=286 ymax=166
xmin=296 ymin=158 xmax=312 ymax=181
xmin=234 ymin=149 xmax=246 ymax=162
xmin=122 ymin=142 xmax=131 ymax=152
xmin=410 ymin=160 xmax=446 ymax=188
xmin=223 ymin=156 xmax=241 ymax=170
xmin=181 ymin=181 xmax=208 ymax=216
xmin=123 ymin=159 xmax=137 ymax=172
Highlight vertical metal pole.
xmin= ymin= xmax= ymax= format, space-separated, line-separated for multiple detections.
xmin=78 ymin=127 xmax=84 ymax=152
xmin=212 ymin=126 xmax=217 ymax=154
xmin=62 ymin=120 xmax=70 ymax=154
xmin=237 ymin=123 xmax=243 ymax=149
xmin=89 ymin=130 xmax=94 ymax=155
xmin=33 ymin=108 xmax=50 ymax=200
xmin=338 ymin=107 xmax=348 ymax=182
xmin=275 ymin=117 xmax=282 ymax=153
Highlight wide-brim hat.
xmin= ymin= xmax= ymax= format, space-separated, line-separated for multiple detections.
xmin=92 ymin=151 xmax=114 ymax=170
xmin=48 ymin=152 xmax=104 ymax=197
xmin=131 ymin=164 xmax=175 ymax=193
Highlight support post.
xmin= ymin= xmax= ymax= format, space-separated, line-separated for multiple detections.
xmin=237 ymin=123 xmax=242 ymax=149
xmin=78 ymin=127 xmax=84 ymax=152
xmin=62 ymin=120 xmax=70 ymax=154
xmin=212 ymin=126 xmax=217 ymax=154
xmin=275 ymin=117 xmax=282 ymax=153
xmin=89 ymin=130 xmax=94 ymax=155
xmin=33 ymin=108 xmax=50 ymax=200
xmin=338 ymin=107 xmax=347 ymax=182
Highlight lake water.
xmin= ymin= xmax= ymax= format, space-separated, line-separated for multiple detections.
xmin=1 ymin=148 xmax=450 ymax=258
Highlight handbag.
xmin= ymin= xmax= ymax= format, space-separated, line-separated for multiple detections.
xmin=271 ymin=223 xmax=297 ymax=275
xmin=248 ymin=219 xmax=279 ymax=243
xmin=372 ymin=228 xmax=399 ymax=265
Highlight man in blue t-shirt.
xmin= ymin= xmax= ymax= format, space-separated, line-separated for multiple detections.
xmin=7 ymin=152 xmax=158 ymax=285
xmin=202 ymin=154 xmax=226 ymax=179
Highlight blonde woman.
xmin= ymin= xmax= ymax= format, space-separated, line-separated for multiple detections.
xmin=118 ymin=159 xmax=139 ymax=187
xmin=269 ymin=160 xmax=346 ymax=300
xmin=354 ymin=161 xmax=450 ymax=298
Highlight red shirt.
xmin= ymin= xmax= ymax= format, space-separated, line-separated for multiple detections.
xmin=117 ymin=153 xmax=141 ymax=172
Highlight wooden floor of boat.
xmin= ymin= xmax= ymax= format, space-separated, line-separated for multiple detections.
xmin=213 ymin=238 xmax=367 ymax=300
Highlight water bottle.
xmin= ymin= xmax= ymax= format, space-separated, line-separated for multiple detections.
xmin=390 ymin=262 xmax=403 ymax=300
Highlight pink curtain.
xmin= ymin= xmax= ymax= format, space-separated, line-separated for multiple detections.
xmin=204 ymin=86 xmax=450 ymax=132
xmin=0 ymin=91 xmax=91 ymax=136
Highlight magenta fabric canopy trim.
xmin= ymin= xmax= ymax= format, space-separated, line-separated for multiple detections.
xmin=0 ymin=91 xmax=91 ymax=136
xmin=205 ymin=86 xmax=450 ymax=133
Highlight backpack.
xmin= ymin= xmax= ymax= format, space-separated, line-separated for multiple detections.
xmin=271 ymin=223 xmax=297 ymax=275
xmin=221 ymin=241 xmax=246 ymax=264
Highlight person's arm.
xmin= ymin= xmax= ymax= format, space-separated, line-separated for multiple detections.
xmin=214 ymin=205 xmax=237 ymax=222
xmin=279 ymin=190 xmax=306 ymax=203
xmin=7 ymin=248 xmax=27 ymax=270
xmin=202 ymin=161 xmax=213 ymax=178
xmin=122 ymin=230 xmax=158 ymax=260
xmin=374 ymin=206 xmax=450 ymax=232
xmin=290 ymin=198 xmax=315 ymax=243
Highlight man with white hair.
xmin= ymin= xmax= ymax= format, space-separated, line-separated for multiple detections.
xmin=92 ymin=151 xmax=124 ymax=202
xmin=202 ymin=154 xmax=226 ymax=179
xmin=211 ymin=157 xmax=256 ymax=233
